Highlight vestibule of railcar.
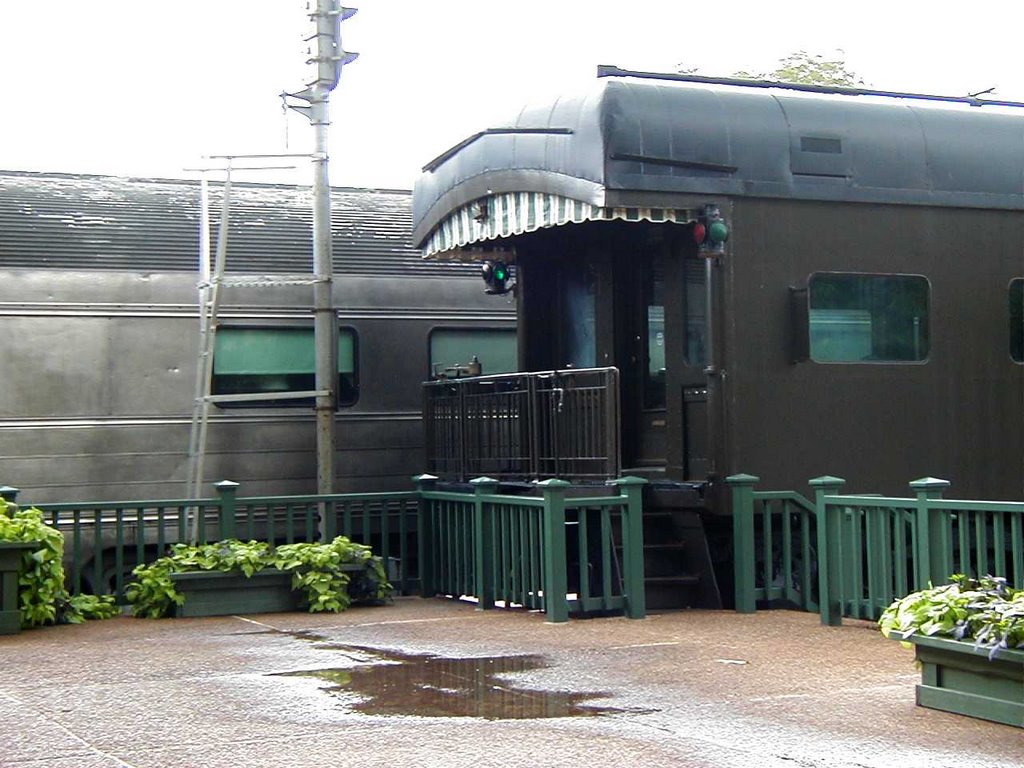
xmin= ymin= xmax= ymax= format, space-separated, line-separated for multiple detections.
xmin=511 ymin=219 xmax=717 ymax=483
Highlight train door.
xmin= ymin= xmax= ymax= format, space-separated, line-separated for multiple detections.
xmin=632 ymin=255 xmax=668 ymax=467
xmin=618 ymin=242 xmax=710 ymax=480
xmin=679 ymin=255 xmax=710 ymax=479
xmin=612 ymin=244 xmax=667 ymax=470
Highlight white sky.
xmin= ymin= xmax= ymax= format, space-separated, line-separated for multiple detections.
xmin=2 ymin=1 xmax=1023 ymax=190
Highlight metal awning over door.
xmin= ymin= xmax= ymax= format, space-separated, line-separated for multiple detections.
xmin=422 ymin=191 xmax=694 ymax=259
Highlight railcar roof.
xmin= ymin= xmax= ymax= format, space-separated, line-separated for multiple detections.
xmin=0 ymin=171 xmax=475 ymax=277
xmin=412 ymin=77 xmax=1024 ymax=247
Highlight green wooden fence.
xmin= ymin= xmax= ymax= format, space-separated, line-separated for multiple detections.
xmin=416 ymin=475 xmax=646 ymax=623
xmin=3 ymin=476 xmax=646 ymax=623
xmin=727 ymin=474 xmax=818 ymax=614
xmin=729 ymin=474 xmax=1024 ymax=625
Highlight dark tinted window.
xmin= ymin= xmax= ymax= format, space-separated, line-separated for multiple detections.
xmin=429 ymin=328 xmax=517 ymax=377
xmin=213 ymin=327 xmax=357 ymax=406
xmin=808 ymin=273 xmax=929 ymax=362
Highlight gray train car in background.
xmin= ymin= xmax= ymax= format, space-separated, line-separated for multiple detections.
xmin=0 ymin=171 xmax=515 ymax=503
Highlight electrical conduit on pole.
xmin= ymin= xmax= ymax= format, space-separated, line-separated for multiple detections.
xmin=283 ymin=2 xmax=359 ymax=529
xmin=311 ymin=84 xmax=336 ymax=507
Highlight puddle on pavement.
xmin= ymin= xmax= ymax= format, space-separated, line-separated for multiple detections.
xmin=274 ymin=645 xmax=626 ymax=720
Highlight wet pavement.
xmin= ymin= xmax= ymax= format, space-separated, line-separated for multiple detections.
xmin=1 ymin=599 xmax=1021 ymax=767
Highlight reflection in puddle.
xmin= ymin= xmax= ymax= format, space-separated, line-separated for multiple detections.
xmin=276 ymin=646 xmax=625 ymax=720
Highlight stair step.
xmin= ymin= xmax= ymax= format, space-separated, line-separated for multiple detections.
xmin=644 ymin=573 xmax=702 ymax=610
xmin=644 ymin=574 xmax=700 ymax=585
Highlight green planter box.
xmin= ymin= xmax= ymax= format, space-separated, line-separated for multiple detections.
xmin=170 ymin=563 xmax=365 ymax=618
xmin=170 ymin=570 xmax=301 ymax=618
xmin=891 ymin=632 xmax=1024 ymax=728
xmin=0 ymin=542 xmax=37 ymax=635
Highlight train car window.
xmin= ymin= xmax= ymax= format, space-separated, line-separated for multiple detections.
xmin=212 ymin=326 xmax=358 ymax=407
xmin=429 ymin=328 xmax=517 ymax=377
xmin=808 ymin=273 xmax=929 ymax=363
xmin=1010 ymin=279 xmax=1024 ymax=362
xmin=644 ymin=266 xmax=666 ymax=409
xmin=562 ymin=264 xmax=597 ymax=368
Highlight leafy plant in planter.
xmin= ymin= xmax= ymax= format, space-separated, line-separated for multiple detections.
xmin=879 ymin=574 xmax=1024 ymax=658
xmin=125 ymin=536 xmax=392 ymax=619
xmin=0 ymin=499 xmax=119 ymax=627
xmin=879 ymin=575 xmax=1024 ymax=727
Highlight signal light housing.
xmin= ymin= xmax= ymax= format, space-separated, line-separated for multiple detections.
xmin=694 ymin=204 xmax=729 ymax=255
xmin=481 ymin=260 xmax=513 ymax=295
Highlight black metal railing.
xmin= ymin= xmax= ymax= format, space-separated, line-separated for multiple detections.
xmin=423 ymin=368 xmax=620 ymax=483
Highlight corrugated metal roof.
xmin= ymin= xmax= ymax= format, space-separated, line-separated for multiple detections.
xmin=0 ymin=171 xmax=475 ymax=277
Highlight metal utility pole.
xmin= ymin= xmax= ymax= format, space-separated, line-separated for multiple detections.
xmin=284 ymin=1 xmax=359 ymax=496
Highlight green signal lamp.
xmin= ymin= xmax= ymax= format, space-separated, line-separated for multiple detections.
xmin=696 ymin=204 xmax=729 ymax=255
xmin=482 ymin=260 xmax=513 ymax=294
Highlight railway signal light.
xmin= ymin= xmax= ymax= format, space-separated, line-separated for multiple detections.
xmin=481 ymin=260 xmax=512 ymax=294
xmin=694 ymin=205 xmax=729 ymax=255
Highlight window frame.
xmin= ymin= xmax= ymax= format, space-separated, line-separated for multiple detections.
xmin=427 ymin=325 xmax=518 ymax=379
xmin=211 ymin=324 xmax=359 ymax=408
xmin=803 ymin=271 xmax=931 ymax=365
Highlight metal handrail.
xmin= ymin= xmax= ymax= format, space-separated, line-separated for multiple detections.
xmin=423 ymin=367 xmax=621 ymax=483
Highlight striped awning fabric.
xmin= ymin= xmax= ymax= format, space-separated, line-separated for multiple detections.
xmin=422 ymin=192 xmax=694 ymax=258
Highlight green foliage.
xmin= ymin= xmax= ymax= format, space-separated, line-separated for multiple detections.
xmin=679 ymin=50 xmax=864 ymax=88
xmin=123 ymin=552 xmax=185 ymax=619
xmin=61 ymin=593 xmax=121 ymax=623
xmin=126 ymin=536 xmax=392 ymax=618
xmin=0 ymin=499 xmax=118 ymax=627
xmin=879 ymin=575 xmax=1024 ymax=659
xmin=735 ymin=50 xmax=864 ymax=87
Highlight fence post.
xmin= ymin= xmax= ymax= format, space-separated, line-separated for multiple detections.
xmin=538 ymin=478 xmax=570 ymax=623
xmin=471 ymin=476 xmax=499 ymax=611
xmin=0 ymin=486 xmax=19 ymax=503
xmin=612 ymin=476 xmax=647 ymax=619
xmin=214 ymin=480 xmax=240 ymax=541
xmin=726 ymin=474 xmax=760 ymax=614
xmin=413 ymin=474 xmax=438 ymax=598
xmin=909 ymin=477 xmax=951 ymax=589
xmin=810 ymin=475 xmax=846 ymax=627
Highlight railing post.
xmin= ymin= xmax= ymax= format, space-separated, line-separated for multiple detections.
xmin=611 ymin=476 xmax=647 ymax=619
xmin=909 ymin=477 xmax=951 ymax=589
xmin=726 ymin=473 xmax=760 ymax=614
xmin=471 ymin=476 xmax=499 ymax=610
xmin=457 ymin=383 xmax=468 ymax=482
xmin=810 ymin=475 xmax=846 ymax=627
xmin=538 ymin=478 xmax=570 ymax=623
xmin=607 ymin=369 xmax=621 ymax=479
xmin=528 ymin=375 xmax=540 ymax=479
xmin=413 ymin=473 xmax=438 ymax=598
xmin=0 ymin=486 xmax=19 ymax=504
xmin=214 ymin=480 xmax=240 ymax=541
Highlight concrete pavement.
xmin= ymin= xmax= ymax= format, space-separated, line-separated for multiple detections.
xmin=1 ymin=599 xmax=1020 ymax=767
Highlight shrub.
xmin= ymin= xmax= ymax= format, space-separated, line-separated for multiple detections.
xmin=879 ymin=574 xmax=1024 ymax=659
xmin=0 ymin=499 xmax=118 ymax=627
xmin=125 ymin=536 xmax=391 ymax=618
